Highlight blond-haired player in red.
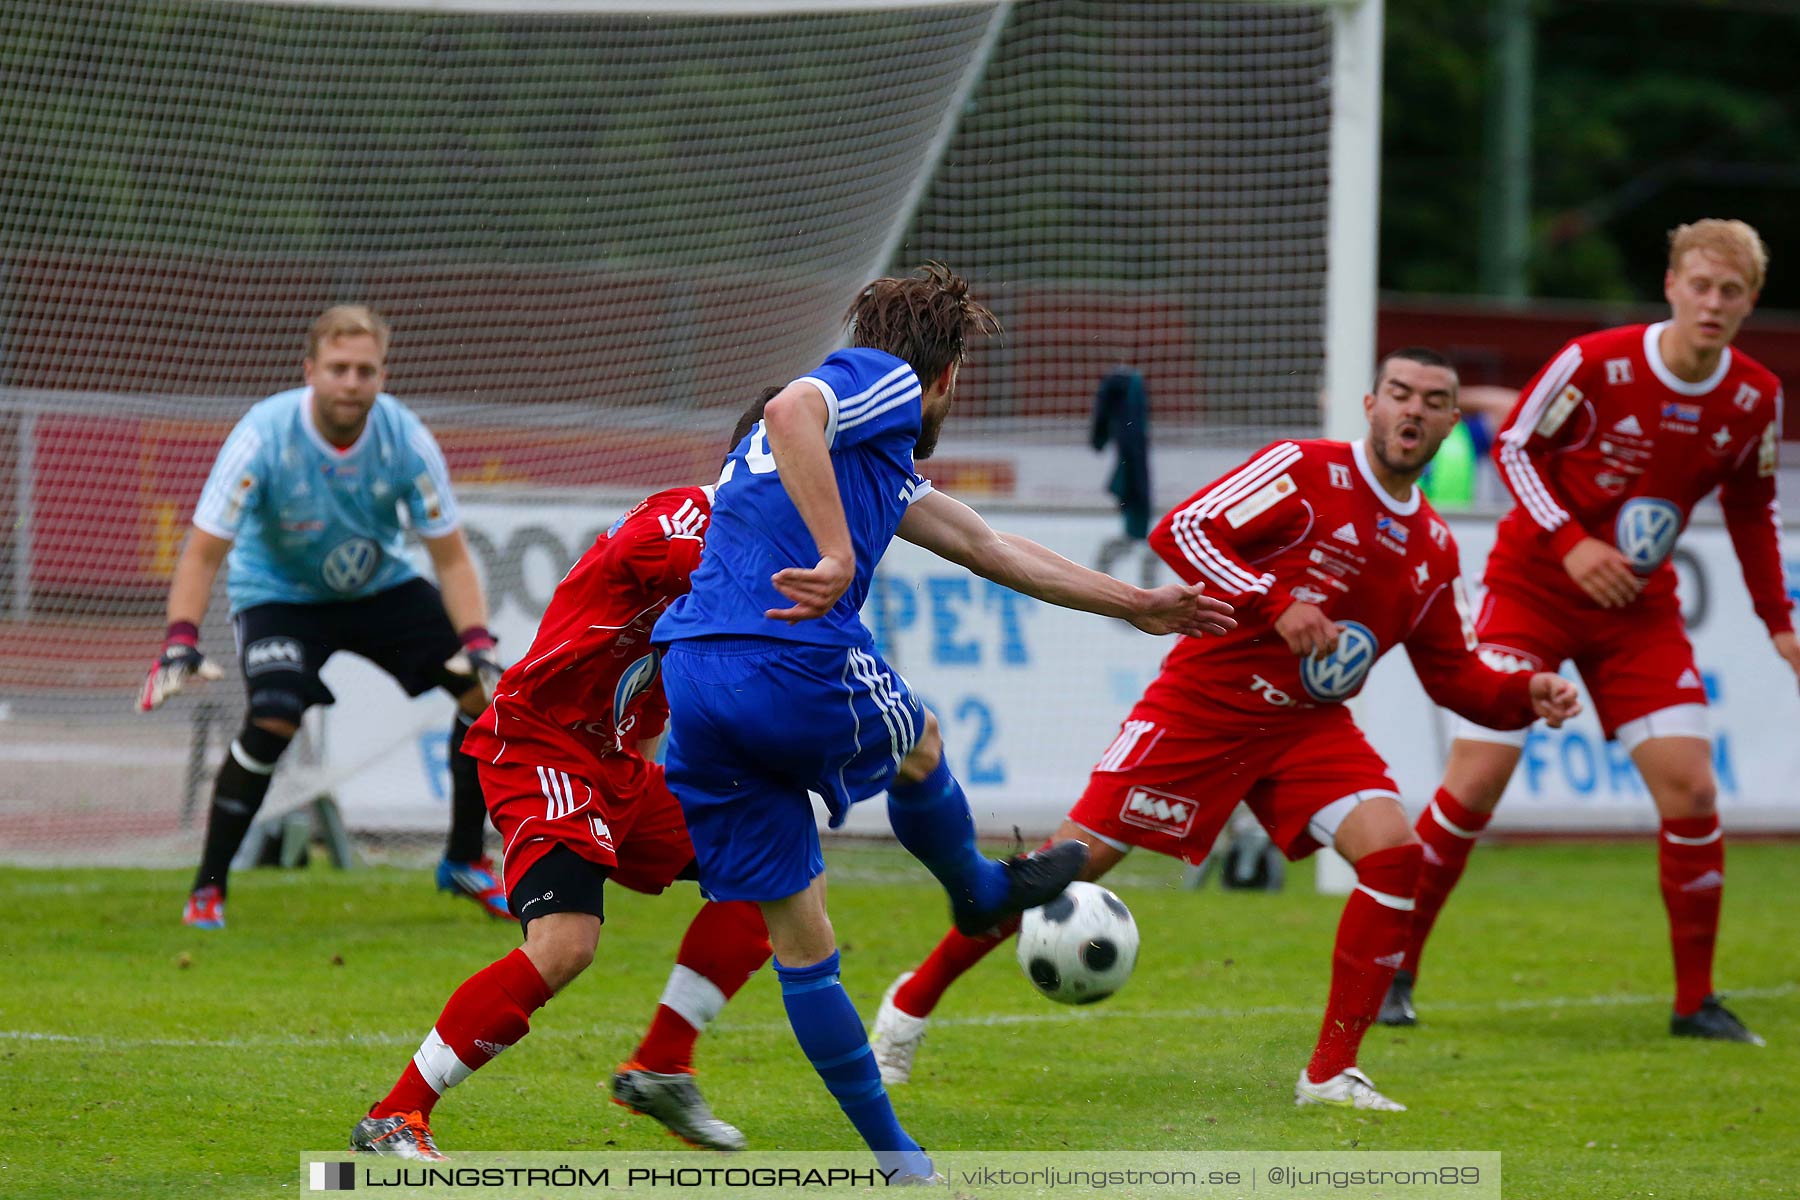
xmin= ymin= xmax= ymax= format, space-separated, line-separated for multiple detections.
xmin=1384 ymin=220 xmax=1794 ymax=1045
xmin=871 ymin=349 xmax=1582 ymax=1112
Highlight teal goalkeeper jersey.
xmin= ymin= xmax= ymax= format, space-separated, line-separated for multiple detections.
xmin=191 ymin=387 xmax=461 ymax=612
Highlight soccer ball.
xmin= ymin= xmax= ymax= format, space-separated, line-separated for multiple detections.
xmin=1016 ymin=881 xmax=1139 ymax=1005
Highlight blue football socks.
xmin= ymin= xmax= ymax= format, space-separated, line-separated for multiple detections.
xmin=887 ymin=756 xmax=1008 ymax=916
xmin=775 ymin=952 xmax=933 ymax=1178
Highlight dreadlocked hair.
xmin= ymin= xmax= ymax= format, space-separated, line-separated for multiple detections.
xmin=843 ymin=262 xmax=999 ymax=388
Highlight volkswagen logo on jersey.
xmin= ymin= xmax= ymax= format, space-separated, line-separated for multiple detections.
xmin=1614 ymin=498 xmax=1682 ymax=574
xmin=1299 ymin=620 xmax=1380 ymax=702
xmin=613 ymin=651 xmax=661 ymax=729
xmin=319 ymin=537 xmax=381 ymax=593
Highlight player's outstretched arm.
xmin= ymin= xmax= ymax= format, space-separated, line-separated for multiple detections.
xmin=1402 ymin=576 xmax=1575 ymax=731
xmin=1773 ymin=631 xmax=1800 ymax=688
xmin=425 ymin=529 xmax=502 ymax=702
xmin=897 ymin=489 xmax=1234 ymax=636
xmin=425 ymin=528 xmax=489 ymax=635
xmin=139 ymin=528 xmax=230 ymax=711
xmin=762 ymin=382 xmax=855 ymax=622
xmin=1718 ymin=414 xmax=1795 ymax=647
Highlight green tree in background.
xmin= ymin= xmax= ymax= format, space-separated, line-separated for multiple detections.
xmin=8 ymin=1 xmax=1794 ymax=308
xmin=1384 ymin=0 xmax=1800 ymax=308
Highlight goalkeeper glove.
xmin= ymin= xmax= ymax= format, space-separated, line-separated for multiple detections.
xmin=138 ymin=621 xmax=224 ymax=712
xmin=444 ymin=625 xmax=503 ymax=704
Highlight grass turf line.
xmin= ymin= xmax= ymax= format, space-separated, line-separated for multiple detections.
xmin=0 ymin=842 xmax=1794 ymax=1199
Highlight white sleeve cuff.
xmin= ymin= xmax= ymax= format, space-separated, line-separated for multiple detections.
xmin=795 ymin=375 xmax=840 ymax=448
xmin=189 ymin=513 xmax=236 ymax=541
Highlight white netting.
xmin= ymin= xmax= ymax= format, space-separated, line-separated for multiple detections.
xmin=0 ymin=0 xmax=1342 ymax=863
xmin=907 ymin=2 xmax=1335 ymax=440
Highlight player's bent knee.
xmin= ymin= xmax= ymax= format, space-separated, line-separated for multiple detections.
xmin=759 ymin=883 xmax=835 ymax=968
xmin=232 ymin=721 xmax=294 ymax=774
xmin=1053 ymin=820 xmax=1128 ymax=881
xmin=247 ymin=685 xmax=309 ymax=731
xmin=1629 ymin=727 xmax=1718 ymax=818
xmin=1442 ymin=739 xmax=1520 ymax=814
xmin=763 ymin=919 xmax=836 ymax=969
xmin=1361 ymin=841 xmax=1424 ymax=889
xmin=894 ymin=710 xmax=943 ymax=784
xmin=1328 ymin=793 xmax=1416 ymax=863
xmin=249 ymin=716 xmax=299 ymax=741
xmin=1656 ymin=773 xmax=1717 ymax=819
xmin=511 ymin=845 xmax=609 ymax=990
xmin=522 ymin=911 xmax=600 ymax=992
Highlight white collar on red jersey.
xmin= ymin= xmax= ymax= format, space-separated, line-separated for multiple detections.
xmin=1644 ymin=321 xmax=1732 ymax=396
xmin=1351 ymin=438 xmax=1421 ymax=516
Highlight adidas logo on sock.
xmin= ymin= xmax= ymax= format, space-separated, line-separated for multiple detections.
xmin=1680 ymin=870 xmax=1725 ymax=893
xmin=1421 ymin=843 xmax=1443 ymax=866
xmin=473 ymin=1039 xmax=510 ymax=1059
xmin=1374 ymin=952 xmax=1407 ymax=969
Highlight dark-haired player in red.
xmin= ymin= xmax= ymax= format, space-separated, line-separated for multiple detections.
xmin=1386 ymin=220 xmax=1795 ymax=1045
xmin=871 ymin=349 xmax=1581 ymax=1112
xmin=346 ymin=400 xmax=777 ymax=1160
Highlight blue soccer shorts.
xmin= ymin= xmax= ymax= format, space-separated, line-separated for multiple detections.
xmin=659 ymin=635 xmax=924 ymax=903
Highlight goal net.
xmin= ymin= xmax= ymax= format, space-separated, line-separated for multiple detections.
xmin=0 ymin=0 xmax=1350 ymax=864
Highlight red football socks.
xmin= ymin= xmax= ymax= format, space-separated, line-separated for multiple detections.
xmin=1403 ymin=787 xmax=1492 ymax=976
xmin=893 ymin=915 xmax=1022 ymax=1018
xmin=374 ymin=948 xmax=552 ymax=1119
xmin=1659 ymin=815 xmax=1724 ymax=1016
xmin=632 ymin=900 xmax=771 ymax=1074
xmin=1306 ymin=842 xmax=1422 ymax=1084
xmin=894 ymin=834 xmax=1065 ymax=1017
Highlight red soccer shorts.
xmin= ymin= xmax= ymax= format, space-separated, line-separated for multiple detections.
xmin=482 ymin=736 xmax=695 ymax=902
xmin=1460 ymin=583 xmax=1705 ymax=742
xmin=1066 ymin=700 xmax=1399 ymax=863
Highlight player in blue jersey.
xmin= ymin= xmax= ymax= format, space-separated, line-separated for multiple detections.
xmin=653 ymin=264 xmax=1236 ymax=1177
xmin=140 ymin=306 xmax=509 ymax=928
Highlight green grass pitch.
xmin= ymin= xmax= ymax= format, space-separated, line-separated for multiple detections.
xmin=2 ymin=841 xmax=1794 ymax=1199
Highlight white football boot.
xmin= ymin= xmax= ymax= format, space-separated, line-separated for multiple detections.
xmin=869 ymin=972 xmax=930 ymax=1085
xmin=1294 ymin=1066 xmax=1407 ymax=1112
xmin=609 ymin=1065 xmax=747 ymax=1151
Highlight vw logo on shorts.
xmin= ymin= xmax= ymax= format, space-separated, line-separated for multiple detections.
xmin=320 ymin=537 xmax=381 ymax=593
xmin=1613 ymin=498 xmax=1682 ymax=574
xmin=1300 ymin=620 xmax=1380 ymax=702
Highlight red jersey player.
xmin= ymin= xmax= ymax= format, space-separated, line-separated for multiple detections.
xmin=346 ymin=402 xmax=777 ymax=1159
xmin=1387 ymin=220 xmax=1796 ymax=1045
xmin=870 ymin=350 xmax=1581 ymax=1112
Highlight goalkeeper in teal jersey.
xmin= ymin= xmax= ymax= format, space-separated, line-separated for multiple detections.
xmin=141 ymin=305 xmax=509 ymax=928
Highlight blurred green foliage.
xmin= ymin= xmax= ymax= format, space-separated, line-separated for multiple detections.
xmin=1384 ymin=0 xmax=1800 ymax=307
xmin=6 ymin=1 xmax=1796 ymax=306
